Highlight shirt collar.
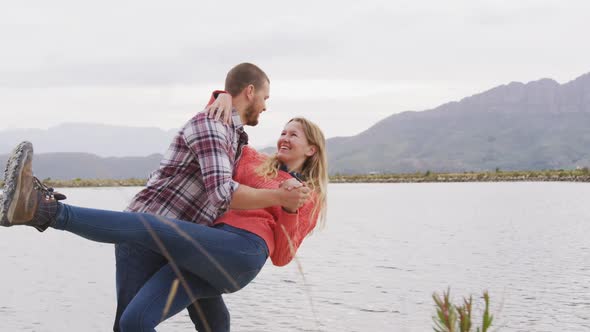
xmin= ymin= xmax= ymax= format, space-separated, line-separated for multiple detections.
xmin=231 ymin=108 xmax=244 ymax=130
xmin=231 ymin=108 xmax=249 ymax=145
xmin=279 ymin=164 xmax=305 ymax=182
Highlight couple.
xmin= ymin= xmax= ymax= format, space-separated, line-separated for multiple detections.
xmin=0 ymin=63 xmax=328 ymax=332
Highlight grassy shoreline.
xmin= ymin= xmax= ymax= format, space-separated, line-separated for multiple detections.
xmin=1 ymin=169 xmax=589 ymax=188
xmin=330 ymin=169 xmax=590 ymax=183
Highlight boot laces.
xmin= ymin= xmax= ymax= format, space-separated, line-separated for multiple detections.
xmin=33 ymin=177 xmax=66 ymax=201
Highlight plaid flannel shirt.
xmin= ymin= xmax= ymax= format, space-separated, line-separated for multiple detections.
xmin=126 ymin=109 xmax=248 ymax=225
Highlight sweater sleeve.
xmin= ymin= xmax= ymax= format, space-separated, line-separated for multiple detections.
xmin=270 ymin=197 xmax=318 ymax=267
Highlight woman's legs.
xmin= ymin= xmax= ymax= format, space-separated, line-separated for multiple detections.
xmin=118 ymin=263 xmax=224 ymax=332
xmin=1 ymin=142 xmax=253 ymax=331
xmin=54 ymin=203 xmax=268 ymax=293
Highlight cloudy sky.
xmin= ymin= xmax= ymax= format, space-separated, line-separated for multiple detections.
xmin=1 ymin=0 xmax=589 ymax=147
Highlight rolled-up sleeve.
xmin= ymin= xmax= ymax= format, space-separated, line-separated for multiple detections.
xmin=183 ymin=115 xmax=239 ymax=214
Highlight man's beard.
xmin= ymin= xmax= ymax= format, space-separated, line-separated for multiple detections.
xmin=244 ymin=104 xmax=260 ymax=126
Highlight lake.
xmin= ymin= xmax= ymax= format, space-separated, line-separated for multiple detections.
xmin=1 ymin=183 xmax=589 ymax=331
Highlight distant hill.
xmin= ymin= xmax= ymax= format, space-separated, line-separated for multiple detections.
xmin=0 ymin=153 xmax=162 ymax=180
xmin=0 ymin=123 xmax=177 ymax=157
xmin=326 ymin=73 xmax=590 ymax=174
xmin=1 ymin=72 xmax=590 ymax=178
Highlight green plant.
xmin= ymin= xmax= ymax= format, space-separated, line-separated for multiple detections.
xmin=433 ymin=289 xmax=493 ymax=332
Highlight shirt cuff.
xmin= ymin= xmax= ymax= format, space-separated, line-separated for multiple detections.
xmin=230 ymin=179 xmax=240 ymax=194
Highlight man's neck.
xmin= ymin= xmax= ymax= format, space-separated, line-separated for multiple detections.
xmin=232 ymin=98 xmax=249 ymax=125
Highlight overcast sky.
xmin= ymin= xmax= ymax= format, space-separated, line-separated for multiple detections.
xmin=1 ymin=0 xmax=589 ymax=147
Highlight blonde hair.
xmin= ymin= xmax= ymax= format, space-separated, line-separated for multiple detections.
xmin=255 ymin=117 xmax=328 ymax=229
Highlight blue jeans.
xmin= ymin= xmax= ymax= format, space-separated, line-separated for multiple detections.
xmin=53 ymin=204 xmax=268 ymax=332
xmin=114 ymin=243 xmax=230 ymax=332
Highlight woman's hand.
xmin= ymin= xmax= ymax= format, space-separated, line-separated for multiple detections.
xmin=204 ymin=93 xmax=233 ymax=125
xmin=279 ymin=178 xmax=303 ymax=191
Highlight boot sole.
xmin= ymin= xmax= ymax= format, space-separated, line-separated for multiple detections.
xmin=0 ymin=141 xmax=33 ymax=226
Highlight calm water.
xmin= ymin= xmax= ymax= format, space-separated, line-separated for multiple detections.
xmin=1 ymin=183 xmax=589 ymax=331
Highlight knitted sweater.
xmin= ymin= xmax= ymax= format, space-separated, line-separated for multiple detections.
xmin=214 ymin=146 xmax=319 ymax=266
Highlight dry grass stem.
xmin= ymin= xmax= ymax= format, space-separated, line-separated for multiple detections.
xmin=280 ymin=225 xmax=323 ymax=331
xmin=162 ymin=278 xmax=180 ymax=320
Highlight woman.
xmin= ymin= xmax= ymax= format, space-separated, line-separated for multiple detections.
xmin=0 ymin=117 xmax=328 ymax=332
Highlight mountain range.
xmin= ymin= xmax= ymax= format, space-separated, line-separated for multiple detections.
xmin=1 ymin=72 xmax=589 ymax=179
xmin=327 ymin=74 xmax=590 ymax=173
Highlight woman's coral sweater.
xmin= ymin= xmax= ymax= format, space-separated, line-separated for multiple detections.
xmin=214 ymin=146 xmax=318 ymax=266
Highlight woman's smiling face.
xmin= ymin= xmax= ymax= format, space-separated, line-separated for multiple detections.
xmin=276 ymin=120 xmax=316 ymax=171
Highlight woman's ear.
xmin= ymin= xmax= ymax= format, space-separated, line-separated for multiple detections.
xmin=305 ymin=145 xmax=317 ymax=157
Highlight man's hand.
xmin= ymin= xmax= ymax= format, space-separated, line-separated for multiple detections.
xmin=204 ymin=93 xmax=233 ymax=125
xmin=279 ymin=184 xmax=311 ymax=213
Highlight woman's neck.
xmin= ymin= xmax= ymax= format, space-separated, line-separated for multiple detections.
xmin=282 ymin=162 xmax=302 ymax=173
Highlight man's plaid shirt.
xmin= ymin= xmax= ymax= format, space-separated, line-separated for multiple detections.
xmin=126 ymin=109 xmax=248 ymax=225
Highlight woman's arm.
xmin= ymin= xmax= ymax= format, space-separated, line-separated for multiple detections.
xmin=204 ymin=92 xmax=233 ymax=124
xmin=270 ymin=196 xmax=318 ymax=267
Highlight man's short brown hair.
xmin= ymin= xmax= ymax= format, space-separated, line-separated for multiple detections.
xmin=225 ymin=63 xmax=270 ymax=97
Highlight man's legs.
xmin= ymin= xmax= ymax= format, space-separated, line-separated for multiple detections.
xmin=114 ymin=243 xmax=230 ymax=332
xmin=119 ymin=263 xmax=222 ymax=332
xmin=188 ymin=297 xmax=230 ymax=332
xmin=114 ymin=243 xmax=166 ymax=331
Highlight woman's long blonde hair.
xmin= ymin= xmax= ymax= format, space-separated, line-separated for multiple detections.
xmin=255 ymin=117 xmax=328 ymax=228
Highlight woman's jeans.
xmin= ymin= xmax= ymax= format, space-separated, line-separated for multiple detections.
xmin=53 ymin=203 xmax=268 ymax=332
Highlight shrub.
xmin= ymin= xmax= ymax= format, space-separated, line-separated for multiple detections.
xmin=432 ymin=289 xmax=493 ymax=332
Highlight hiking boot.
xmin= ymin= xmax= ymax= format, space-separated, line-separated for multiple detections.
xmin=0 ymin=141 xmax=66 ymax=232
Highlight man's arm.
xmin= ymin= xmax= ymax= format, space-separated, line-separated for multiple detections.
xmin=229 ymin=184 xmax=310 ymax=210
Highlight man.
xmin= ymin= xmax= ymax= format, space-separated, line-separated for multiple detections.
xmin=114 ymin=63 xmax=309 ymax=332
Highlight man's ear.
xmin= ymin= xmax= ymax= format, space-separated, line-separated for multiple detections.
xmin=305 ymin=145 xmax=317 ymax=157
xmin=245 ymin=84 xmax=255 ymax=101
